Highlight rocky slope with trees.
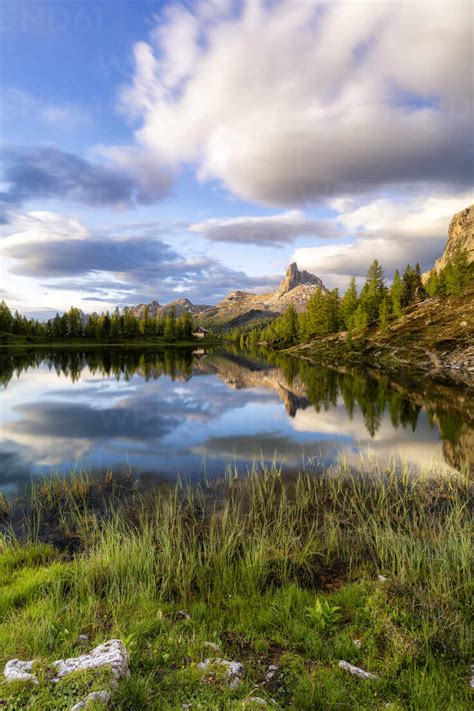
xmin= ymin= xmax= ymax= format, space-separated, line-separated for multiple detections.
xmin=235 ymin=205 xmax=474 ymax=382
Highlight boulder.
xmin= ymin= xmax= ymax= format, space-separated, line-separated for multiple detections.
xmin=3 ymin=659 xmax=38 ymax=685
xmin=52 ymin=639 xmax=130 ymax=684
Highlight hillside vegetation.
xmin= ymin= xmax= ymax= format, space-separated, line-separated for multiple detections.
xmin=289 ymin=284 xmax=474 ymax=383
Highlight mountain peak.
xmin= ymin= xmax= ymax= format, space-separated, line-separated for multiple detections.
xmin=278 ymin=262 xmax=323 ymax=295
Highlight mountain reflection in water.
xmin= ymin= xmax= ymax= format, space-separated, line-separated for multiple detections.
xmin=0 ymin=347 xmax=471 ymax=492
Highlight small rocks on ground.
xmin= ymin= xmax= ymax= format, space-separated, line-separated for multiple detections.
xmin=338 ymin=660 xmax=377 ymax=680
xmin=470 ymin=664 xmax=474 ymax=689
xmin=203 ymin=641 xmax=220 ymax=652
xmin=265 ymin=664 xmax=279 ymax=681
xmin=3 ymin=659 xmax=38 ymax=685
xmin=352 ymin=639 xmax=362 ymax=648
xmin=197 ymin=658 xmax=243 ymax=689
xmin=78 ymin=634 xmax=89 ymax=642
xmin=51 ymin=639 xmax=130 ymax=684
xmin=4 ymin=640 xmax=129 ymax=709
xmin=378 ymin=574 xmax=388 ymax=582
xmin=69 ymin=690 xmax=111 ymax=710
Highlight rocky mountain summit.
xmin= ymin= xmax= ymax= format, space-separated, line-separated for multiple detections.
xmin=130 ymin=263 xmax=325 ymax=328
xmin=430 ymin=204 xmax=474 ymax=276
xmin=202 ymin=262 xmax=326 ymax=327
xmin=131 ymin=298 xmax=214 ymax=319
xmin=279 ymin=262 xmax=323 ymax=294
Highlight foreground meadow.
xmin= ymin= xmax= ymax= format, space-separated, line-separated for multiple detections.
xmin=0 ymin=465 xmax=472 ymax=709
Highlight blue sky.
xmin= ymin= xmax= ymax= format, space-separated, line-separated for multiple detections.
xmin=1 ymin=0 xmax=472 ymax=317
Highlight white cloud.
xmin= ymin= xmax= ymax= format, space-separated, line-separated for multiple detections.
xmin=120 ymin=0 xmax=473 ymax=206
xmin=293 ymin=191 xmax=474 ymax=283
xmin=188 ymin=210 xmax=341 ymax=245
xmin=94 ymin=144 xmax=176 ymax=204
xmin=0 ymin=211 xmax=90 ymax=249
xmin=0 ymin=210 xmax=281 ymax=313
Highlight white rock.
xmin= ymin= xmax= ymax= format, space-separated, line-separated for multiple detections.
xmin=338 ymin=660 xmax=377 ymax=680
xmin=265 ymin=664 xmax=279 ymax=681
xmin=52 ymin=640 xmax=130 ymax=684
xmin=78 ymin=634 xmax=89 ymax=642
xmin=378 ymin=575 xmax=388 ymax=582
xmin=203 ymin=641 xmax=220 ymax=652
xmin=70 ymin=690 xmax=111 ymax=710
xmin=470 ymin=664 xmax=474 ymax=689
xmin=352 ymin=639 xmax=362 ymax=648
xmin=197 ymin=658 xmax=243 ymax=688
xmin=4 ymin=659 xmax=38 ymax=685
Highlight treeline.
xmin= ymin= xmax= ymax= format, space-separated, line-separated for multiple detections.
xmin=0 ymin=303 xmax=197 ymax=342
xmin=235 ymin=250 xmax=473 ymax=348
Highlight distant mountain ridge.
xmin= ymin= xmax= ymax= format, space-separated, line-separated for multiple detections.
xmin=131 ymin=298 xmax=214 ymax=319
xmin=129 ymin=263 xmax=325 ymax=328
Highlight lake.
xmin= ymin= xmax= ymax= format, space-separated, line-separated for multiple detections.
xmin=0 ymin=347 xmax=472 ymax=493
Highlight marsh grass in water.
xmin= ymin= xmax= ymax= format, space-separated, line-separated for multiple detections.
xmin=0 ymin=463 xmax=472 ymax=709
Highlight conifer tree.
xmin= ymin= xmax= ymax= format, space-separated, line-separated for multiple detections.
xmin=110 ymin=308 xmax=122 ymax=339
xmin=359 ymin=260 xmax=386 ymax=323
xmin=390 ymin=270 xmax=403 ymax=317
xmin=0 ymin=300 xmax=13 ymax=333
xmin=341 ymin=277 xmax=358 ymax=330
xmin=378 ymin=297 xmax=389 ymax=333
xmin=281 ymin=304 xmax=299 ymax=344
xmin=164 ymin=306 xmax=176 ymax=340
xmin=352 ymin=302 xmax=368 ymax=334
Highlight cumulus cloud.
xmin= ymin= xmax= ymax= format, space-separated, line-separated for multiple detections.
xmin=0 ymin=211 xmax=178 ymax=278
xmin=293 ymin=192 xmax=474 ymax=283
xmin=188 ymin=210 xmax=341 ymax=245
xmin=0 ymin=143 xmax=174 ymax=209
xmin=121 ymin=0 xmax=473 ymax=205
xmin=0 ymin=210 xmax=280 ymax=306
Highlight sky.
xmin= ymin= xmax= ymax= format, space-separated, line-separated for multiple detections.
xmin=0 ymin=0 xmax=473 ymax=318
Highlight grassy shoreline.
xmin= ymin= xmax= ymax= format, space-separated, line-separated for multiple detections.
xmin=0 ymin=465 xmax=472 ymax=709
xmin=0 ymin=337 xmax=222 ymax=351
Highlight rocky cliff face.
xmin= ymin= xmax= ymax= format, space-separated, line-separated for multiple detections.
xmin=278 ymin=262 xmax=323 ymax=295
xmin=432 ymin=204 xmax=474 ymax=274
xmin=132 ymin=300 xmax=161 ymax=318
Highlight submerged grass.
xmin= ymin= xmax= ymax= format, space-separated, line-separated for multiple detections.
xmin=0 ymin=464 xmax=472 ymax=709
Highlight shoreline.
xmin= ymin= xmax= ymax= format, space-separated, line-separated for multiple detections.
xmin=0 ymin=466 xmax=472 ymax=709
xmin=0 ymin=338 xmax=223 ymax=351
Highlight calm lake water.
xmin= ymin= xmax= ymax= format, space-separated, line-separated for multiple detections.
xmin=0 ymin=348 xmax=472 ymax=493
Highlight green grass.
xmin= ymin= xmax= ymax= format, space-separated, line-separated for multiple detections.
xmin=0 ymin=465 xmax=472 ymax=709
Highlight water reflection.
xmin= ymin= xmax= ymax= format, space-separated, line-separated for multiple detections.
xmin=0 ymin=347 xmax=471 ymax=492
